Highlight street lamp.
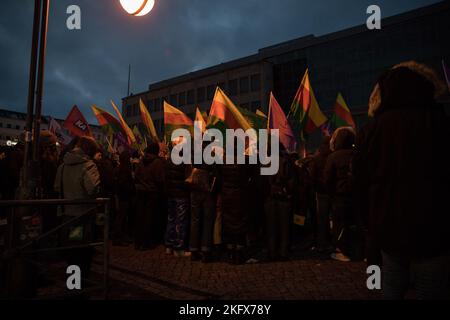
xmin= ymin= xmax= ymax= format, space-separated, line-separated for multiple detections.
xmin=19 ymin=0 xmax=154 ymax=200
xmin=119 ymin=0 xmax=155 ymax=16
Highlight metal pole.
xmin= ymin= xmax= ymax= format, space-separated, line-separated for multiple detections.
xmin=32 ymin=0 xmax=50 ymax=198
xmin=19 ymin=0 xmax=42 ymax=199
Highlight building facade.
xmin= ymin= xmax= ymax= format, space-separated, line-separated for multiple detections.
xmin=0 ymin=108 xmax=106 ymax=147
xmin=122 ymin=1 xmax=450 ymax=148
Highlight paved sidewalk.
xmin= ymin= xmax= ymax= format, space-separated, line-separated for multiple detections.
xmin=99 ymin=245 xmax=382 ymax=300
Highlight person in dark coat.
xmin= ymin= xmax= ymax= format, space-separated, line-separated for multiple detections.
xmin=263 ymin=147 xmax=298 ymax=261
xmin=164 ymin=143 xmax=191 ymax=257
xmin=310 ymin=136 xmax=332 ymax=253
xmin=188 ymin=158 xmax=219 ymax=263
xmin=353 ymin=61 xmax=450 ymax=300
xmin=112 ymin=150 xmax=135 ymax=245
xmin=134 ymin=143 xmax=166 ymax=250
xmin=324 ymin=127 xmax=358 ymax=262
xmin=218 ymin=159 xmax=251 ymax=265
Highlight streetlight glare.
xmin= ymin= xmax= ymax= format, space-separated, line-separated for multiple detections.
xmin=119 ymin=0 xmax=155 ymax=16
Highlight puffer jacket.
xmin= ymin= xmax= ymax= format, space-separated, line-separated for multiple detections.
xmin=54 ymin=147 xmax=100 ymax=216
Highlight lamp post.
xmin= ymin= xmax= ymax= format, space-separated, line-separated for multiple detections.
xmin=19 ymin=0 xmax=50 ymax=200
xmin=18 ymin=0 xmax=154 ymax=200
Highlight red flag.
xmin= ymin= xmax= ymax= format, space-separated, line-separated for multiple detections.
xmin=63 ymin=105 xmax=93 ymax=137
xmin=268 ymin=92 xmax=297 ymax=153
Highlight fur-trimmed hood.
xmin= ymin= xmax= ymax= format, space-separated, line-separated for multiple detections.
xmin=368 ymin=61 xmax=446 ymax=117
xmin=330 ymin=127 xmax=355 ymax=152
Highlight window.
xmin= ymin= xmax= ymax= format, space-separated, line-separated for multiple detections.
xmin=197 ymin=87 xmax=205 ymax=103
xmin=251 ymin=101 xmax=261 ymax=112
xmin=178 ymin=92 xmax=186 ymax=106
xmin=207 ymin=85 xmax=215 ymax=101
xmin=154 ymin=98 xmax=161 ymax=112
xmin=251 ymin=74 xmax=261 ymax=92
xmin=228 ymin=79 xmax=238 ymax=96
xmin=147 ymin=99 xmax=153 ymax=110
xmin=15 ymin=125 xmax=20 ymax=130
xmin=169 ymin=94 xmax=177 ymax=106
xmin=7 ymin=124 xmax=11 ymax=129
xmin=0 ymin=123 xmax=2 ymax=128
xmin=240 ymin=77 xmax=249 ymax=94
xmin=187 ymin=90 xmax=195 ymax=104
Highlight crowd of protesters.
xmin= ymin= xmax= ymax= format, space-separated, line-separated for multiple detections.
xmin=0 ymin=61 xmax=449 ymax=299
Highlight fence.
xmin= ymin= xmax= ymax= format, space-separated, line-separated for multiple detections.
xmin=0 ymin=198 xmax=110 ymax=299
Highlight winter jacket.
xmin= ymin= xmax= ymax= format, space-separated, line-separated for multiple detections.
xmin=54 ymin=147 xmax=100 ymax=217
xmin=324 ymin=128 xmax=355 ymax=197
xmin=165 ymin=160 xmax=190 ymax=199
xmin=353 ymin=65 xmax=450 ymax=260
xmin=134 ymin=154 xmax=166 ymax=195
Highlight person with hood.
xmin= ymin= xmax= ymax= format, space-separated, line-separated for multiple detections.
xmin=310 ymin=136 xmax=333 ymax=253
xmin=54 ymin=136 xmax=101 ymax=284
xmin=353 ymin=61 xmax=450 ymax=299
xmin=134 ymin=143 xmax=166 ymax=250
xmin=324 ymin=127 xmax=357 ymax=262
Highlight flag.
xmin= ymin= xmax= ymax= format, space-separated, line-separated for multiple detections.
xmin=256 ymin=109 xmax=267 ymax=118
xmin=208 ymin=87 xmax=252 ymax=132
xmin=111 ymin=100 xmax=136 ymax=145
xmin=139 ymin=99 xmax=159 ymax=142
xmin=91 ymin=104 xmax=126 ymax=137
xmin=195 ymin=107 xmax=207 ymax=133
xmin=268 ymin=92 xmax=297 ymax=153
xmin=328 ymin=93 xmax=356 ymax=134
xmin=164 ymin=101 xmax=193 ymax=142
xmin=443 ymin=60 xmax=450 ymax=92
xmin=63 ymin=105 xmax=93 ymax=138
xmin=48 ymin=117 xmax=72 ymax=146
xmin=132 ymin=125 xmax=147 ymax=153
xmin=289 ymin=69 xmax=327 ymax=140
xmin=238 ymin=106 xmax=268 ymax=130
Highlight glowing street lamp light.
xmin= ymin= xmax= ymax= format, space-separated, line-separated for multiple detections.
xmin=119 ymin=0 xmax=155 ymax=16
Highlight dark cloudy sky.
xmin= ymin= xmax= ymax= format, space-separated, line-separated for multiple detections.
xmin=0 ymin=0 xmax=440 ymax=123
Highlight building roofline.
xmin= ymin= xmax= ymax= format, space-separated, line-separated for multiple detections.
xmin=0 ymin=107 xmax=102 ymax=129
xmin=122 ymin=0 xmax=449 ymax=101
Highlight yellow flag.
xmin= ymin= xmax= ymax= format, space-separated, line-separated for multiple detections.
xmin=195 ymin=107 xmax=207 ymax=133
xmin=139 ymin=99 xmax=160 ymax=143
xmin=111 ymin=100 xmax=136 ymax=145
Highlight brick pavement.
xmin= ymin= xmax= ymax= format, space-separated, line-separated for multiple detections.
xmin=98 ymin=245 xmax=382 ymax=300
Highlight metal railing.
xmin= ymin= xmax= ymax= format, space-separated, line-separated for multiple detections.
xmin=0 ymin=198 xmax=110 ymax=299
